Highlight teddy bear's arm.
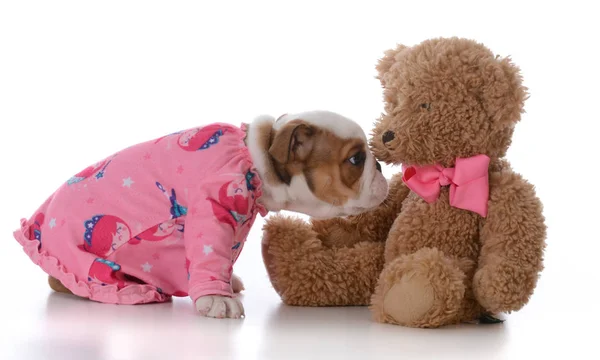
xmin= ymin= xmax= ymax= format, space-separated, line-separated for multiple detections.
xmin=473 ymin=170 xmax=547 ymax=314
xmin=310 ymin=173 xmax=410 ymax=248
xmin=262 ymin=215 xmax=385 ymax=306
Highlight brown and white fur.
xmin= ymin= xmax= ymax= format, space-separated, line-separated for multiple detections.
xmin=247 ymin=111 xmax=388 ymax=219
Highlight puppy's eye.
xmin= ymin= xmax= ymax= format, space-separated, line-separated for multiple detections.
xmin=348 ymin=151 xmax=366 ymax=166
xmin=420 ymin=103 xmax=431 ymax=111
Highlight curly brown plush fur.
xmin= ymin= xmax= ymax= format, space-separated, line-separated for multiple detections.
xmin=261 ymin=37 xmax=546 ymax=328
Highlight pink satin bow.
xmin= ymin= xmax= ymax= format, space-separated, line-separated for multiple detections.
xmin=401 ymin=154 xmax=490 ymax=217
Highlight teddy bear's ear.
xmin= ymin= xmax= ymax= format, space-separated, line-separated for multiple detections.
xmin=481 ymin=56 xmax=529 ymax=126
xmin=376 ymin=44 xmax=408 ymax=87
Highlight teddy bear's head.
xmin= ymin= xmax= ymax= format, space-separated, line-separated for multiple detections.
xmin=370 ymin=37 xmax=528 ymax=167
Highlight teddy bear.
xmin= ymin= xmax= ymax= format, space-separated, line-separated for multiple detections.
xmin=261 ymin=37 xmax=547 ymax=328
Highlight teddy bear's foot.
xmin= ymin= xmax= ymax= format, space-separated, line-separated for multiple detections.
xmin=381 ymin=271 xmax=435 ymax=325
xmin=262 ymin=214 xmax=385 ymax=306
xmin=261 ymin=214 xmax=321 ymax=297
xmin=370 ymin=247 xmax=467 ymax=328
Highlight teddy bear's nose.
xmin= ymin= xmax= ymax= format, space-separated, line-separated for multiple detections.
xmin=382 ymin=131 xmax=395 ymax=144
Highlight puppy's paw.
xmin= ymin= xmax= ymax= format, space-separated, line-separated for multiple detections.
xmin=195 ymin=295 xmax=244 ymax=319
xmin=232 ymin=273 xmax=245 ymax=293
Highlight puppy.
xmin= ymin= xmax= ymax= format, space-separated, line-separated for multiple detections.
xmin=13 ymin=110 xmax=388 ymax=319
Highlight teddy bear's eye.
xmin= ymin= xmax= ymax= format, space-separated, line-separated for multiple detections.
xmin=420 ymin=103 xmax=431 ymax=110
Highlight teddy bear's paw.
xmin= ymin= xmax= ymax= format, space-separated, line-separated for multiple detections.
xmin=261 ymin=214 xmax=330 ymax=304
xmin=370 ymin=248 xmax=467 ymax=328
xmin=473 ymin=262 xmax=535 ymax=314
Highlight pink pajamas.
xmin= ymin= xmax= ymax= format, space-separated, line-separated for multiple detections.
xmin=13 ymin=123 xmax=267 ymax=304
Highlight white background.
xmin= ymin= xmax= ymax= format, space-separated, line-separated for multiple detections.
xmin=1 ymin=1 xmax=599 ymax=359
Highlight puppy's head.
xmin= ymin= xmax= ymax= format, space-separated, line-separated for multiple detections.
xmin=266 ymin=111 xmax=388 ymax=219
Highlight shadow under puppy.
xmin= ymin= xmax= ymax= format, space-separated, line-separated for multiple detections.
xmin=13 ymin=110 xmax=388 ymax=319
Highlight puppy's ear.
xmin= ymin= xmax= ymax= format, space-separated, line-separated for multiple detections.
xmin=269 ymin=120 xmax=315 ymax=164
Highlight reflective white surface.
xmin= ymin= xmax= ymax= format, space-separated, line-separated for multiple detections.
xmin=1 ymin=1 xmax=598 ymax=359
xmin=0 ymin=218 xmax=595 ymax=360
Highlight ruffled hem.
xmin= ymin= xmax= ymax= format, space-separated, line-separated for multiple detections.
xmin=14 ymin=218 xmax=170 ymax=305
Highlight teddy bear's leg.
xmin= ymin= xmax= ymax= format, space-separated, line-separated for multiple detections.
xmin=261 ymin=174 xmax=410 ymax=306
xmin=370 ymin=247 xmax=473 ymax=328
xmin=262 ymin=214 xmax=386 ymax=306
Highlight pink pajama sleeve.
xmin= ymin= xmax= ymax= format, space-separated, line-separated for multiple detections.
xmin=184 ymin=177 xmax=249 ymax=302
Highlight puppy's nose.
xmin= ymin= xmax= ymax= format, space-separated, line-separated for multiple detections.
xmin=376 ymin=161 xmax=382 ymax=172
xmin=382 ymin=131 xmax=395 ymax=144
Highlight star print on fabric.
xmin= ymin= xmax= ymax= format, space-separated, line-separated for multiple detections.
xmin=86 ymin=197 xmax=94 ymax=204
xmin=122 ymin=177 xmax=134 ymax=188
xmin=176 ymin=165 xmax=184 ymax=174
xmin=190 ymin=207 xmax=198 ymax=216
xmin=141 ymin=262 xmax=153 ymax=273
xmin=203 ymin=245 xmax=213 ymax=255
xmin=60 ymin=219 xmax=66 ymax=226
xmin=48 ymin=218 xmax=57 ymax=229
xmin=152 ymin=253 xmax=160 ymax=260
xmin=143 ymin=152 xmax=151 ymax=160
xmin=196 ymin=232 xmax=203 ymax=239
